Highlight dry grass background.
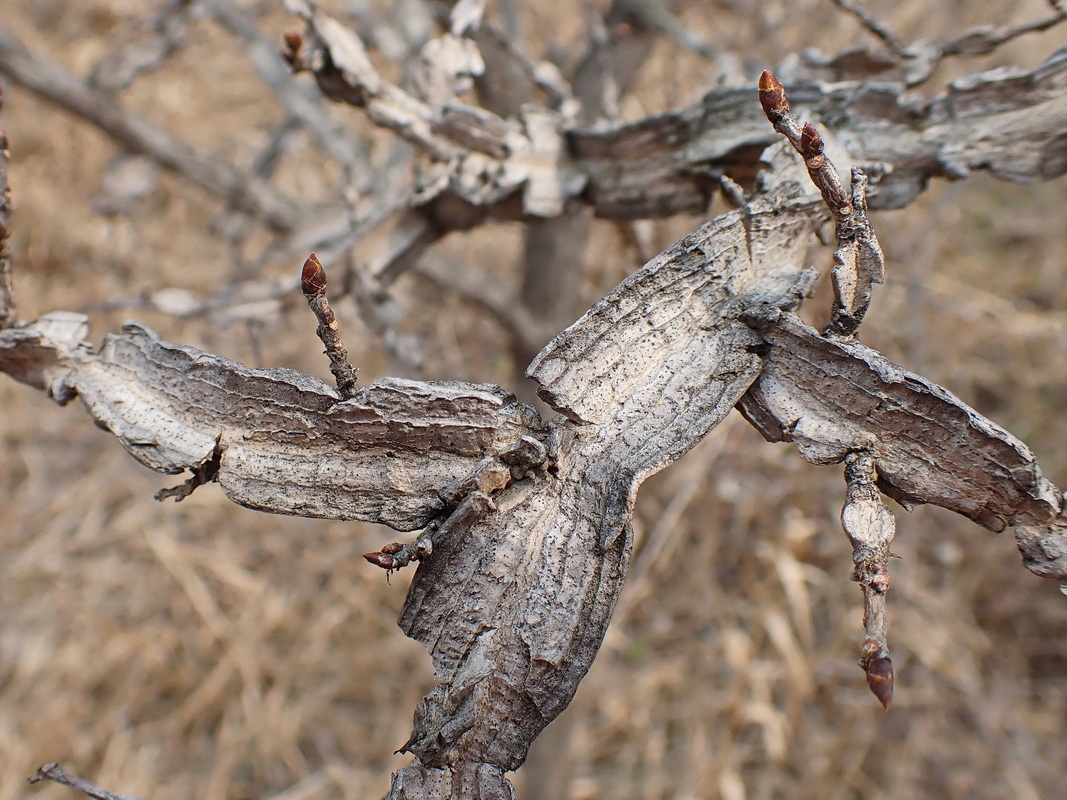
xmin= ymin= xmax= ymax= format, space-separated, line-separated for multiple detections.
xmin=2 ymin=1 xmax=1067 ymax=799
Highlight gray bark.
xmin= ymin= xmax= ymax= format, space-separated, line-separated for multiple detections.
xmin=4 ymin=155 xmax=1066 ymax=794
xmin=3 ymin=8 xmax=1067 ymax=798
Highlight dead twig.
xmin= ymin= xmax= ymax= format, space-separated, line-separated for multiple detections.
xmin=830 ymin=0 xmax=908 ymax=58
xmin=88 ymin=0 xmax=198 ymax=91
xmin=29 ymin=765 xmax=148 ymax=800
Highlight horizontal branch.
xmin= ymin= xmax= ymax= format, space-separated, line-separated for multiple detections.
xmin=571 ymin=46 xmax=1067 ymax=217
xmin=294 ymin=10 xmax=1067 ymax=225
xmin=737 ymin=307 xmax=1067 ymax=580
xmin=0 ymin=313 xmax=541 ymax=531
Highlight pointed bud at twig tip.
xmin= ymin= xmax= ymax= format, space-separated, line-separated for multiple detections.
xmin=860 ymin=639 xmax=894 ymax=709
xmin=758 ymin=70 xmax=781 ymax=92
xmin=758 ymin=70 xmax=788 ymax=119
xmin=363 ymin=551 xmax=397 ymax=570
xmin=301 ymin=252 xmax=327 ymax=297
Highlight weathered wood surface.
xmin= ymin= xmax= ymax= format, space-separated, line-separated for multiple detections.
xmin=4 ymin=166 xmax=1067 ymax=796
xmin=0 ymin=313 xmax=542 ymax=532
xmin=288 ymin=6 xmax=1067 ymax=226
xmin=4 ymin=12 xmax=1067 ymax=795
xmin=0 ymin=176 xmax=823 ymax=797
xmin=572 ymin=46 xmax=1067 ymax=217
xmin=737 ymin=308 xmax=1067 ymax=579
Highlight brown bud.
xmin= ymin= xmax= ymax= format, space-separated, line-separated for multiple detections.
xmin=380 ymin=542 xmax=403 ymax=554
xmin=859 ymin=639 xmax=894 ymax=709
xmin=758 ymin=70 xmax=788 ymax=119
xmin=282 ymin=30 xmax=304 ymax=68
xmin=363 ymin=551 xmax=397 ymax=570
xmin=301 ymin=252 xmax=328 ymax=297
xmin=800 ymin=122 xmax=824 ymax=159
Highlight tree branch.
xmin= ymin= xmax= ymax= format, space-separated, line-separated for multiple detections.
xmin=0 ymin=86 xmax=14 ymax=329
xmin=0 ymin=26 xmax=298 ymax=232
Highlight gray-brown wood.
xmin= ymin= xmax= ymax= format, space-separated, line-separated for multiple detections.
xmin=5 ymin=9 xmax=1067 ymax=797
xmin=736 ymin=308 xmax=1064 ymax=534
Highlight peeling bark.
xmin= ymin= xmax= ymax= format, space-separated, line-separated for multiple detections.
xmin=4 ymin=9 xmax=1067 ymax=797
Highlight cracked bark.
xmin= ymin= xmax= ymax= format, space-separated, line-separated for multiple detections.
xmin=4 ymin=12 xmax=1067 ymax=798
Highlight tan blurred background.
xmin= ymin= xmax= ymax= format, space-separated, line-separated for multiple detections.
xmin=2 ymin=1 xmax=1067 ymax=799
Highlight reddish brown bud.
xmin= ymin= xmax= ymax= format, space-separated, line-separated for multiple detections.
xmin=380 ymin=542 xmax=403 ymax=554
xmin=363 ymin=551 xmax=398 ymax=570
xmin=758 ymin=70 xmax=788 ymax=119
xmin=282 ymin=30 xmax=304 ymax=68
xmin=800 ymin=122 xmax=824 ymax=159
xmin=301 ymin=252 xmax=328 ymax=297
xmin=859 ymin=639 xmax=894 ymax=709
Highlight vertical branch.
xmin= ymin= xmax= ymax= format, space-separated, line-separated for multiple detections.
xmin=301 ymin=253 xmax=359 ymax=399
xmin=0 ymin=84 xmax=15 ymax=329
xmin=759 ymin=70 xmax=886 ymax=338
xmin=841 ymin=451 xmax=896 ymax=709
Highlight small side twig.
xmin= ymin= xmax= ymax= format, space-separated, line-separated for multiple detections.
xmin=301 ymin=252 xmax=359 ymax=400
xmin=28 ymin=764 xmax=148 ymax=800
xmin=363 ymin=529 xmax=434 ymax=580
xmin=841 ymin=451 xmax=897 ymax=709
xmin=940 ymin=5 xmax=1067 ymax=59
xmin=758 ymin=70 xmax=886 ymax=338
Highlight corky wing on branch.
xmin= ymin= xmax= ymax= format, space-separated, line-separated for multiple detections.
xmin=387 ymin=181 xmax=823 ymax=797
xmin=0 ymin=170 xmax=824 ymax=799
xmin=736 ymin=307 xmax=1067 ymax=581
xmin=0 ymin=313 xmax=542 ymax=531
xmin=549 ymin=47 xmax=1067 ymax=218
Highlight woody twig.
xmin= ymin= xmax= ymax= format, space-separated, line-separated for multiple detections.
xmin=301 ymin=252 xmax=359 ymax=400
xmin=758 ymin=70 xmax=886 ymax=338
xmin=0 ymin=85 xmax=15 ymax=330
xmin=841 ymin=452 xmax=897 ymax=709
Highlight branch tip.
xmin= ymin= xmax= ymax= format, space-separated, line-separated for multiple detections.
xmin=363 ymin=534 xmax=432 ymax=576
xmin=282 ymin=30 xmax=305 ymax=69
xmin=300 ymin=252 xmax=359 ymax=398
xmin=859 ymin=639 xmax=894 ymax=709
xmin=301 ymin=252 xmax=328 ymax=297
xmin=757 ymin=69 xmax=787 ymax=118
